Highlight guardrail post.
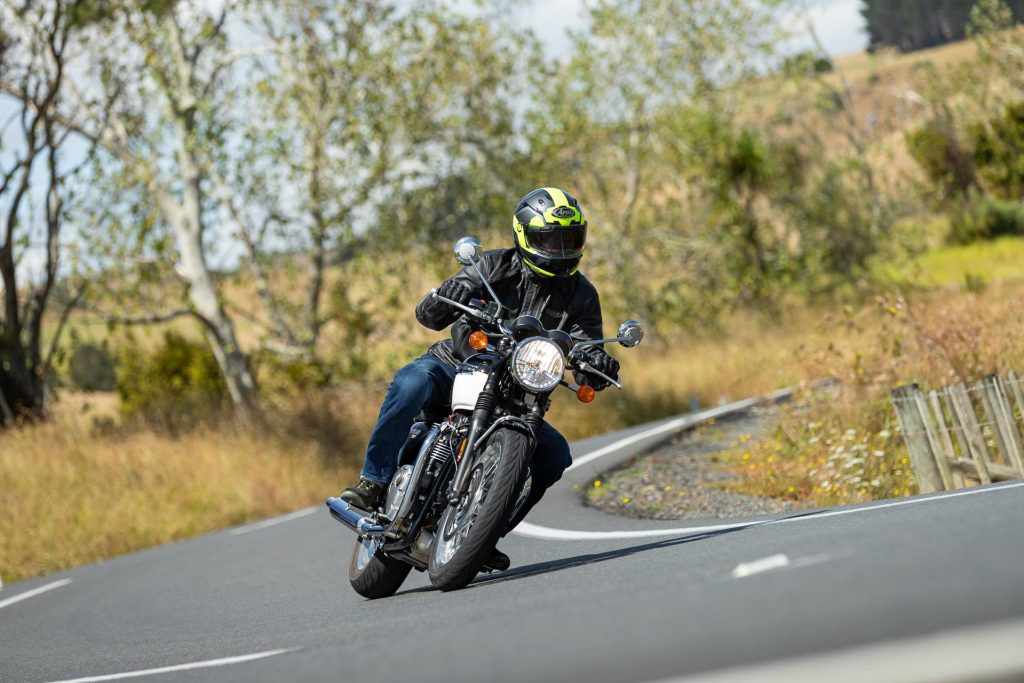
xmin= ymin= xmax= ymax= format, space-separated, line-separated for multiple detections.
xmin=892 ymin=384 xmax=944 ymax=493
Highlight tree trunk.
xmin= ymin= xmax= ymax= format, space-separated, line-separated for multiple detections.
xmin=166 ymin=117 xmax=257 ymax=418
xmin=176 ymin=226 xmax=257 ymax=417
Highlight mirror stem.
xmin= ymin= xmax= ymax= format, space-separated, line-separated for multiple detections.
xmin=469 ymin=257 xmax=504 ymax=311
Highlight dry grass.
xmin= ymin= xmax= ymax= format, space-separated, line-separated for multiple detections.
xmin=549 ymin=307 xmax=829 ymax=441
xmin=0 ymin=395 xmax=359 ymax=584
xmin=718 ymin=274 xmax=1024 ymax=506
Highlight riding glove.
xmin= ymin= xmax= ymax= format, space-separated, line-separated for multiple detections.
xmin=436 ymin=279 xmax=474 ymax=310
xmin=576 ymin=347 xmax=620 ymax=391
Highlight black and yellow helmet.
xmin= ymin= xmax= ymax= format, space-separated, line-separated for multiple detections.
xmin=512 ymin=187 xmax=587 ymax=278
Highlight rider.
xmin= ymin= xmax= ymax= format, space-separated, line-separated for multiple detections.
xmin=339 ymin=187 xmax=620 ymax=570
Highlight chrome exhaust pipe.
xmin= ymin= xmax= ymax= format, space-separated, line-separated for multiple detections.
xmin=326 ymin=497 xmax=388 ymax=534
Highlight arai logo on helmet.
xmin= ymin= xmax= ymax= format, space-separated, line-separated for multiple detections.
xmin=551 ymin=206 xmax=575 ymax=219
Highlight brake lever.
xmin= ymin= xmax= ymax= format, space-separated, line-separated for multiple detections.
xmin=575 ymin=360 xmax=623 ymax=390
xmin=432 ymin=290 xmax=506 ymax=331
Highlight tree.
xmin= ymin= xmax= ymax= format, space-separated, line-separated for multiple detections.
xmin=12 ymin=0 xmax=267 ymax=416
xmin=529 ymin=0 xmax=786 ymax=327
xmin=0 ymin=1 xmax=84 ymax=424
xmin=862 ymin=0 xmax=1024 ymax=53
xmin=220 ymin=0 xmax=533 ymax=359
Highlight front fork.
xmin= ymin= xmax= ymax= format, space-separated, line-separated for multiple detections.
xmin=447 ymin=369 xmax=545 ymax=505
xmin=449 ymin=370 xmax=501 ymax=504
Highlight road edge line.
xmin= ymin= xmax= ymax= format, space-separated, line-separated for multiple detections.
xmin=0 ymin=579 xmax=71 ymax=611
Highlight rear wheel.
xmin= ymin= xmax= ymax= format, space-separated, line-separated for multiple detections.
xmin=348 ymin=535 xmax=412 ymax=599
xmin=428 ymin=427 xmax=530 ymax=591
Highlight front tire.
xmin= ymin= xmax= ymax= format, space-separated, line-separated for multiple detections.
xmin=428 ymin=427 xmax=530 ymax=591
xmin=348 ymin=535 xmax=412 ymax=599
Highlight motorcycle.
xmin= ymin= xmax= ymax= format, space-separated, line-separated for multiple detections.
xmin=326 ymin=236 xmax=644 ymax=597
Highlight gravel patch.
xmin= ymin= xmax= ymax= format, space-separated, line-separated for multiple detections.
xmin=586 ymin=407 xmax=812 ymax=520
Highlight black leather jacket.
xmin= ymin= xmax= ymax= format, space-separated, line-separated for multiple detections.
xmin=416 ymin=248 xmax=604 ymax=365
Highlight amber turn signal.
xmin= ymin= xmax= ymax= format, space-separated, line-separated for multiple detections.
xmin=469 ymin=330 xmax=489 ymax=350
xmin=577 ymin=385 xmax=596 ymax=403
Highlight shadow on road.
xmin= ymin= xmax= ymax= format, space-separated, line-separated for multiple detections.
xmin=392 ymin=525 xmax=759 ymax=597
xmin=468 ymin=528 xmax=748 ymax=589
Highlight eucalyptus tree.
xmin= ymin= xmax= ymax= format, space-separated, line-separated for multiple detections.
xmin=5 ymin=0 xmax=272 ymax=415
xmin=0 ymin=0 xmax=84 ymax=423
xmin=221 ymin=0 xmax=534 ymax=359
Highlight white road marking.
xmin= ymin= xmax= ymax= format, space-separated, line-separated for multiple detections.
xmin=732 ymin=554 xmax=790 ymax=578
xmin=512 ymin=480 xmax=1024 ymax=541
xmin=228 ymin=507 xmax=317 ymax=535
xmin=648 ymin=617 xmax=1024 ymax=683
xmin=0 ymin=579 xmax=71 ymax=610
xmin=567 ymin=398 xmax=762 ymax=473
xmin=44 ymin=648 xmax=299 ymax=683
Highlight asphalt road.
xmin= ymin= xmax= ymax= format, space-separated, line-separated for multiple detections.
xmin=3 ymin=400 xmax=1024 ymax=683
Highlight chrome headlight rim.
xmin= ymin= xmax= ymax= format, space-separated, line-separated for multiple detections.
xmin=510 ymin=336 xmax=566 ymax=393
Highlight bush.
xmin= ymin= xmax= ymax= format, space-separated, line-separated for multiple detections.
xmin=782 ymin=51 xmax=833 ymax=76
xmin=253 ymin=351 xmax=332 ymax=397
xmin=906 ymin=119 xmax=978 ymax=199
xmin=971 ymin=101 xmax=1024 ymax=200
xmin=69 ymin=344 xmax=116 ymax=392
xmin=115 ymin=332 xmax=227 ymax=426
xmin=947 ymin=196 xmax=1024 ymax=245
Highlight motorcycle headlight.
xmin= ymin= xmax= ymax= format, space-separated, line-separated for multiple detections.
xmin=510 ymin=337 xmax=565 ymax=392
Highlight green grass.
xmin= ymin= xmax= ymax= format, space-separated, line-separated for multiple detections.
xmin=875 ymin=236 xmax=1024 ymax=289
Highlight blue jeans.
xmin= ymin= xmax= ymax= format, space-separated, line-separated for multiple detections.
xmin=361 ymin=354 xmax=571 ymax=528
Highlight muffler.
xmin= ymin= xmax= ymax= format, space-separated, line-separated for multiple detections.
xmin=326 ymin=497 xmax=388 ymax=534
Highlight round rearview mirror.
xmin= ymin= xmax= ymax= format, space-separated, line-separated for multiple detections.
xmin=617 ymin=320 xmax=644 ymax=348
xmin=454 ymin=236 xmax=483 ymax=266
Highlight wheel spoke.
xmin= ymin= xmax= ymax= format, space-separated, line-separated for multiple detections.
xmin=433 ymin=436 xmax=505 ymax=568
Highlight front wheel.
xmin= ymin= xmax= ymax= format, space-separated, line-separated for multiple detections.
xmin=428 ymin=427 xmax=530 ymax=591
xmin=348 ymin=535 xmax=412 ymax=599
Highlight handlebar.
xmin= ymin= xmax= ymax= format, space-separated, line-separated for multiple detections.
xmin=431 ymin=289 xmax=491 ymax=321
xmin=431 ymin=290 xmax=511 ymax=335
xmin=432 ymin=288 xmax=623 ymax=390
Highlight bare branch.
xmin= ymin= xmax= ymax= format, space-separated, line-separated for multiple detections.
xmin=80 ymin=305 xmax=197 ymax=327
xmin=44 ymin=284 xmax=86 ymax=371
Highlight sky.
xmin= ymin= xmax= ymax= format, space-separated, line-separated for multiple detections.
xmin=517 ymin=0 xmax=869 ymax=58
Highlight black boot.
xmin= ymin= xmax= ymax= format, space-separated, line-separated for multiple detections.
xmin=481 ymin=547 xmax=511 ymax=572
xmin=339 ymin=478 xmax=386 ymax=511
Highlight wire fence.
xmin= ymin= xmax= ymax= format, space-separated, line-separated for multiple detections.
xmin=891 ymin=372 xmax=1024 ymax=493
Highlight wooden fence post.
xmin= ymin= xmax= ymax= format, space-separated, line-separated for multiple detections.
xmin=929 ymin=390 xmax=964 ymax=488
xmin=1006 ymin=370 xmax=1024 ymax=427
xmin=994 ymin=376 xmax=1024 ymax=476
xmin=915 ymin=389 xmax=955 ymax=490
xmin=978 ymin=377 xmax=1021 ymax=474
xmin=892 ymin=384 xmax=944 ymax=493
xmin=942 ymin=391 xmax=974 ymax=485
xmin=948 ymin=382 xmax=992 ymax=485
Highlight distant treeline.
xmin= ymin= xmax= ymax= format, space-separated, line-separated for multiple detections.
xmin=862 ymin=0 xmax=1024 ymax=52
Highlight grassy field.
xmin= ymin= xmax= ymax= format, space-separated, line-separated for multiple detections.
xmin=0 ymin=393 xmax=362 ymax=584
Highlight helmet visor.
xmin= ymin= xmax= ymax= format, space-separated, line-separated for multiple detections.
xmin=526 ymin=223 xmax=587 ymax=257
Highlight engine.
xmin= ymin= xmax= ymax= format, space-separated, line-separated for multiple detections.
xmin=381 ymin=422 xmax=460 ymax=535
